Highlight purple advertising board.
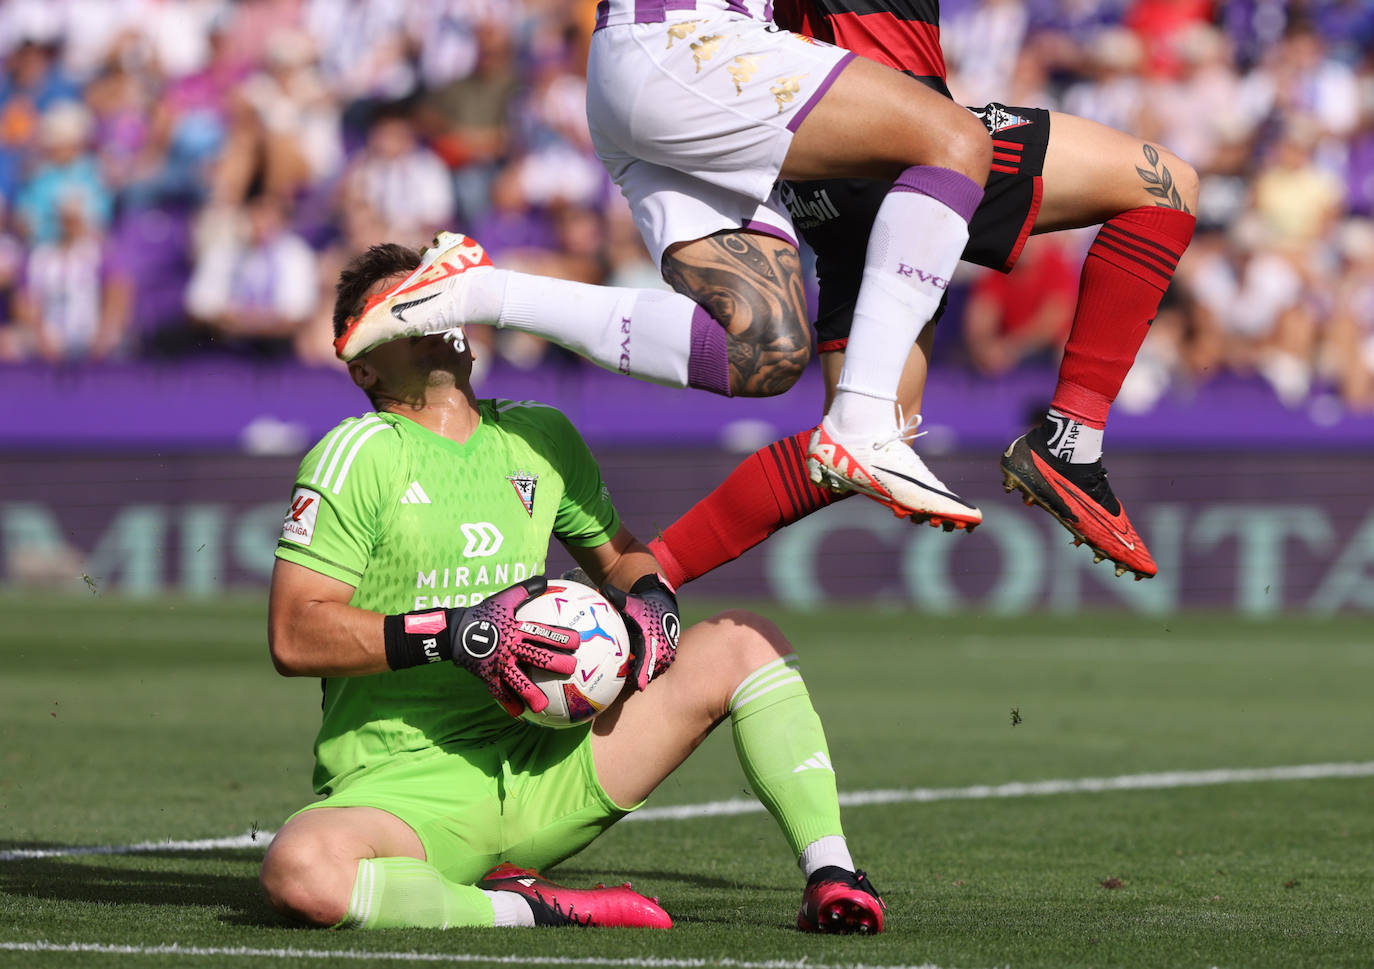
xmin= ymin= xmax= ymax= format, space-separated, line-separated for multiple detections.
xmin=5 ymin=359 xmax=1374 ymax=453
xmin=3 ymin=449 xmax=1371 ymax=614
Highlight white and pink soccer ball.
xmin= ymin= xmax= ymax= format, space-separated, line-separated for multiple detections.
xmin=516 ymin=579 xmax=631 ymax=729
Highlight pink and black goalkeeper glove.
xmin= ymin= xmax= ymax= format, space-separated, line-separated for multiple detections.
xmin=384 ymin=575 xmax=578 ymax=717
xmin=601 ymin=574 xmax=680 ymax=691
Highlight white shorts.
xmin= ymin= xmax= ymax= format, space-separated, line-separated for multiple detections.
xmin=587 ymin=14 xmax=855 ymax=264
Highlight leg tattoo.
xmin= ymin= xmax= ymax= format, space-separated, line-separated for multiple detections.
xmin=1136 ymin=144 xmax=1192 ymax=213
xmin=662 ymin=232 xmax=812 ymax=397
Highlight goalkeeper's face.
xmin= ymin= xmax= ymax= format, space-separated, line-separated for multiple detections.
xmin=351 ymin=332 xmax=474 ymax=401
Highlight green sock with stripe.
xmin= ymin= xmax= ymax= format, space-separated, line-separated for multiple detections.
xmin=729 ymin=654 xmax=845 ymax=856
xmin=336 ymin=857 xmax=496 ymax=929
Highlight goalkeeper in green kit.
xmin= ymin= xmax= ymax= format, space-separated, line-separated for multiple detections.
xmin=260 ymin=243 xmax=885 ymax=934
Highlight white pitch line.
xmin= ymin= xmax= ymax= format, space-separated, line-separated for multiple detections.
xmin=4 ymin=761 xmax=1372 ymax=861
xmin=0 ymin=941 xmax=992 ymax=969
xmin=627 ymin=760 xmax=1374 ymax=822
xmin=0 ymin=831 xmax=270 ymax=861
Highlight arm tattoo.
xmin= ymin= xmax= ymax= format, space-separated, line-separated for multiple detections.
xmin=661 ymin=232 xmax=812 ymax=396
xmin=1135 ymin=144 xmax=1191 ymax=214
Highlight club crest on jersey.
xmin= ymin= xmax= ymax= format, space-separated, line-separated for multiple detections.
xmin=975 ymin=103 xmax=1030 ymax=133
xmin=508 ymin=471 xmax=538 ymax=517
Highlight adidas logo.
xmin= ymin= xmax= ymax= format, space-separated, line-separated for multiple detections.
xmin=792 ymin=751 xmax=833 ymax=773
xmin=400 ymin=482 xmax=432 ymax=505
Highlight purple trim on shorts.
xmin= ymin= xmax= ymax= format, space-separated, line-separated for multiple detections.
xmin=890 ymin=166 xmax=984 ymax=223
xmin=596 ymin=1 xmax=609 ymax=29
xmin=785 ymin=51 xmax=856 ymax=134
xmin=743 ymin=219 xmax=798 ymax=251
xmin=687 ymin=305 xmax=732 ymax=396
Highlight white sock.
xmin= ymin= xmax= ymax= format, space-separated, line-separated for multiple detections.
xmin=458 ymin=267 xmax=509 ymax=324
xmin=494 ymin=271 xmax=731 ymax=394
xmin=1045 ymin=408 xmax=1104 ymax=463
xmin=484 ymin=890 xmax=535 ymax=927
xmin=798 ymin=835 xmax=855 ymax=879
xmin=831 ymin=167 xmax=980 ymax=436
xmin=827 ymin=388 xmax=898 ymax=436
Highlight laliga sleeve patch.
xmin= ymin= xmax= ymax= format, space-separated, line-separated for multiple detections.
xmin=281 ymin=488 xmax=322 ymax=546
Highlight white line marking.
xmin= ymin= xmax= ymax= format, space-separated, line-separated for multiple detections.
xmin=627 ymin=760 xmax=1374 ymax=822
xmin=0 ymin=942 xmax=979 ymax=969
xmin=0 ymin=832 xmax=269 ymax=861
xmin=4 ymin=761 xmax=1371 ymax=861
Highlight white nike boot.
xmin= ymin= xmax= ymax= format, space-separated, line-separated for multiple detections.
xmin=333 ymin=232 xmax=494 ymax=361
xmin=806 ymin=410 xmax=981 ymax=530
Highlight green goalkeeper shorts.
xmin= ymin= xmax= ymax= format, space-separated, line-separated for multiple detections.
xmin=290 ymin=723 xmax=640 ymax=885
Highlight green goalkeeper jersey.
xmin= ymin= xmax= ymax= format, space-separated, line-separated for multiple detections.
xmin=274 ymin=399 xmax=620 ymax=795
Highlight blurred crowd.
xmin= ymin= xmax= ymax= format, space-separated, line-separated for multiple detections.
xmin=0 ymin=0 xmax=1370 ymax=414
xmin=942 ymin=0 xmax=1374 ymax=414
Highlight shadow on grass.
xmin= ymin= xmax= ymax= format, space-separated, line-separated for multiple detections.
xmin=0 ymin=850 xmax=796 ymax=931
xmin=0 ymin=847 xmax=286 ymax=927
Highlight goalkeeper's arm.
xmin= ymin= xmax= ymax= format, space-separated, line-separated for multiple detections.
xmin=268 ymin=561 xmax=577 ymax=714
xmin=268 ymin=560 xmax=393 ymax=678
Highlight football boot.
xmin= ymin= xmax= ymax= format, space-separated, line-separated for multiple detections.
xmin=334 ymin=231 xmax=493 ymax=361
xmin=807 ymin=411 xmax=981 ymax=531
xmin=796 ymin=866 xmax=885 ymax=935
xmin=1001 ymin=426 xmax=1156 ymax=579
xmin=478 ymin=863 xmax=673 ymax=929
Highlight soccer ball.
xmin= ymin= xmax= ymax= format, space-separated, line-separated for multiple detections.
xmin=516 ymin=579 xmax=631 ymax=729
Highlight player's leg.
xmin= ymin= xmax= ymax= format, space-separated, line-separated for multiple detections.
xmin=777 ymin=57 xmax=987 ymax=525
xmin=590 ymin=611 xmax=884 ymax=933
xmin=1033 ymin=114 xmax=1198 ymax=230
xmin=332 ymin=229 xmax=741 ymax=396
xmin=335 ymin=207 xmax=810 ymax=402
xmin=259 ymin=804 xmax=500 ymax=929
xmin=260 ymin=770 xmax=659 ymax=929
xmin=647 ymin=426 xmax=842 ymax=588
xmin=659 ymin=229 xmax=812 ymax=398
xmin=784 ymin=55 xmax=990 ymax=182
xmin=1035 ymin=113 xmax=1198 ymax=435
xmin=1001 ymin=112 xmax=1198 ymax=579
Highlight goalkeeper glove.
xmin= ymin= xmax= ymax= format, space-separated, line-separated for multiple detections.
xmin=601 ymin=574 xmax=680 ymax=691
xmin=383 ymin=576 xmax=578 ymax=717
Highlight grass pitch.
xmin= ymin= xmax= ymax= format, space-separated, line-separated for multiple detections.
xmin=1 ymin=594 xmax=1371 ymax=969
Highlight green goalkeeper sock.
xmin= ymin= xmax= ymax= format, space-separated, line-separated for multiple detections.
xmin=730 ymin=655 xmax=845 ymax=857
xmin=336 ymin=857 xmax=496 ymax=929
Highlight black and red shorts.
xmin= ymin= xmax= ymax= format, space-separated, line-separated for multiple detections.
xmin=783 ymin=102 xmax=1051 ymax=352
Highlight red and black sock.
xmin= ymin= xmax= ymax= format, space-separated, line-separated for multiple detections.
xmin=1052 ymin=206 xmax=1196 ymax=426
xmin=648 ymin=429 xmax=847 ymax=587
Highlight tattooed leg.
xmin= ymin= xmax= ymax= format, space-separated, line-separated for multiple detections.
xmin=662 ymin=230 xmax=812 ymax=397
xmin=1036 ymin=112 xmax=1198 ymax=231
